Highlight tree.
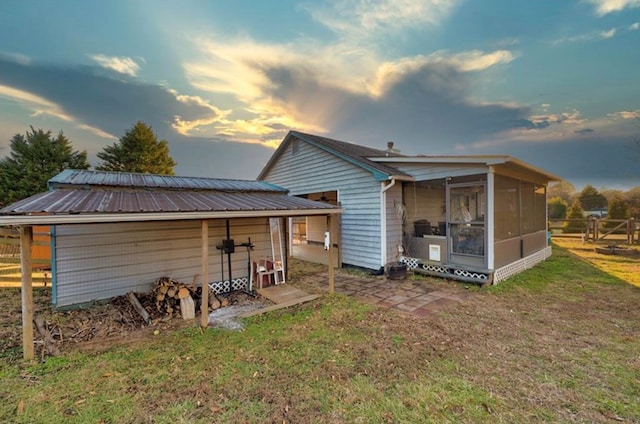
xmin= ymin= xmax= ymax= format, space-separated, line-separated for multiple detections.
xmin=563 ymin=199 xmax=586 ymax=233
xmin=548 ymin=180 xmax=575 ymax=204
xmin=578 ymin=185 xmax=607 ymax=211
xmin=0 ymin=127 xmax=90 ymax=207
xmin=625 ymin=186 xmax=640 ymax=219
xmin=548 ymin=196 xmax=568 ymax=219
xmin=604 ymin=194 xmax=631 ymax=230
xmin=96 ymin=121 xmax=176 ymax=175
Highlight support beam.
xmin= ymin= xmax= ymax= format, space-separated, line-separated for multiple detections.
xmin=20 ymin=226 xmax=34 ymax=360
xmin=327 ymin=215 xmax=335 ymax=294
xmin=200 ymin=220 xmax=209 ymax=328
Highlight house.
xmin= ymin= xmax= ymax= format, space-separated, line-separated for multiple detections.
xmin=258 ymin=131 xmax=561 ymax=284
xmin=0 ymin=169 xmax=341 ymax=309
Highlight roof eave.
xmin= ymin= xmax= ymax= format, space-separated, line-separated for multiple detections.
xmin=0 ymin=208 xmax=343 ymax=226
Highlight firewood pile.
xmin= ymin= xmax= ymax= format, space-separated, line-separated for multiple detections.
xmin=152 ymin=276 xmax=198 ymax=316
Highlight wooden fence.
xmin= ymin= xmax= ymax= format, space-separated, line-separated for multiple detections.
xmin=549 ymin=218 xmax=639 ymax=244
xmin=0 ymin=227 xmax=52 ymax=286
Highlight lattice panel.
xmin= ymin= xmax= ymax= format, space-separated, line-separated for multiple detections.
xmin=421 ymin=263 xmax=450 ymax=274
xmin=494 ymin=247 xmax=552 ymax=284
xmin=453 ymin=269 xmax=489 ymax=281
xmin=400 ymin=256 xmax=419 ymax=269
xmin=208 ymin=276 xmax=249 ymax=294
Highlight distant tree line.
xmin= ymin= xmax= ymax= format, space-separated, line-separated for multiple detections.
xmin=0 ymin=121 xmax=176 ymax=208
xmin=548 ymin=181 xmax=640 ymax=233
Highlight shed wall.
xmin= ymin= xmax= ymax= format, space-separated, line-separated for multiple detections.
xmin=261 ymin=139 xmax=383 ymax=269
xmin=53 ymin=218 xmax=277 ymax=307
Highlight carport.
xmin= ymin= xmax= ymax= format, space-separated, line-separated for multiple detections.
xmin=0 ymin=170 xmax=342 ymax=359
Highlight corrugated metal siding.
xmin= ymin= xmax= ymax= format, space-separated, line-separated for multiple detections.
xmin=261 ymin=140 xmax=383 ymax=270
xmin=50 ymin=169 xmax=286 ymax=192
xmin=53 ymin=218 xmax=277 ymax=307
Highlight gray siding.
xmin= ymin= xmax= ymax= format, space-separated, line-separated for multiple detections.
xmin=261 ymin=140 xmax=383 ymax=269
xmin=53 ymin=218 xmax=277 ymax=307
xmin=392 ymin=163 xmax=489 ymax=181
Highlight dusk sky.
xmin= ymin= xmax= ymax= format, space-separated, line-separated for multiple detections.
xmin=1 ymin=0 xmax=639 ymax=189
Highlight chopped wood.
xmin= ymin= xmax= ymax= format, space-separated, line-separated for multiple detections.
xmin=34 ymin=316 xmax=60 ymax=356
xmin=126 ymin=292 xmax=151 ymax=325
xmin=178 ymin=287 xmax=190 ymax=299
xmin=180 ymin=295 xmax=195 ymax=320
xmin=209 ymin=294 xmax=221 ymax=310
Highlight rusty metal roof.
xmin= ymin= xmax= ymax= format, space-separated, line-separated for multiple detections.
xmin=1 ymin=188 xmax=337 ymax=215
xmin=50 ymin=169 xmax=287 ymax=192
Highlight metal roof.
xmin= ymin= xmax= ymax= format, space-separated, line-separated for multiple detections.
xmin=50 ymin=169 xmax=287 ymax=192
xmin=1 ymin=189 xmax=337 ymax=215
xmin=258 ymin=131 xmax=413 ymax=182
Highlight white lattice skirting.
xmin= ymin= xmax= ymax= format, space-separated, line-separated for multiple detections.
xmin=208 ymin=276 xmax=250 ymax=294
xmin=400 ymin=256 xmax=491 ymax=283
xmin=493 ymin=246 xmax=552 ymax=284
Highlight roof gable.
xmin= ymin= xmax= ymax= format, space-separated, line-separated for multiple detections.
xmin=258 ymin=131 xmax=411 ymax=182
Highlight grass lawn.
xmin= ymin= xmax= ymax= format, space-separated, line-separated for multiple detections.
xmin=1 ymin=243 xmax=639 ymax=423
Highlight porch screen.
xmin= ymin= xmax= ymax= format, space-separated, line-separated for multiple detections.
xmin=495 ymin=176 xmax=547 ymax=241
xmin=494 ymin=176 xmax=520 ymax=240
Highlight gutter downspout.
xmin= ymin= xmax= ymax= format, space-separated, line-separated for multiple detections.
xmin=380 ymin=178 xmax=397 ymax=268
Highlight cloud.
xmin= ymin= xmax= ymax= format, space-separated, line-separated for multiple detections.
xmin=90 ymin=54 xmax=141 ymax=76
xmin=575 ymin=128 xmax=595 ymax=134
xmin=0 ymin=56 xmax=222 ymax=142
xmin=587 ymin=0 xmax=640 ymax=16
xmin=0 ymin=84 xmax=74 ymax=122
xmin=630 ymin=22 xmax=640 ymax=30
xmin=308 ymin=0 xmax=460 ymax=35
xmin=185 ymin=31 xmax=516 ymax=147
xmin=552 ymin=28 xmax=617 ymax=45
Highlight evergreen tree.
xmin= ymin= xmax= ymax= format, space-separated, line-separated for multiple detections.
xmin=0 ymin=127 xmax=90 ymax=207
xmin=578 ymin=185 xmax=607 ymax=211
xmin=548 ymin=196 xmax=568 ymax=219
xmin=96 ymin=121 xmax=176 ymax=175
xmin=563 ymin=199 xmax=586 ymax=233
xmin=604 ymin=194 xmax=630 ymax=230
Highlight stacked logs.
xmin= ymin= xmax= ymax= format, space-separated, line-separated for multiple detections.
xmin=153 ymin=276 xmax=197 ymax=316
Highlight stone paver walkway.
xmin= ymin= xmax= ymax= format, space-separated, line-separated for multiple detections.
xmin=297 ymin=271 xmax=472 ymax=317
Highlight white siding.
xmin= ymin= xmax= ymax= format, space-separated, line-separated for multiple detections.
xmin=53 ymin=218 xmax=277 ymax=307
xmin=262 ymin=141 xmax=383 ymax=269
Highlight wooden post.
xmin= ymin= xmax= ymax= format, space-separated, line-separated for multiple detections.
xmin=200 ymin=220 xmax=209 ymax=328
xmin=327 ymin=215 xmax=335 ymax=294
xmin=20 ymin=226 xmax=34 ymax=360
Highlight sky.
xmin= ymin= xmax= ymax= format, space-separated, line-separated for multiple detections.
xmin=0 ymin=0 xmax=639 ymax=190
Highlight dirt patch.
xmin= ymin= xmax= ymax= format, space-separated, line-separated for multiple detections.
xmin=0 ymin=287 xmax=268 ymax=360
